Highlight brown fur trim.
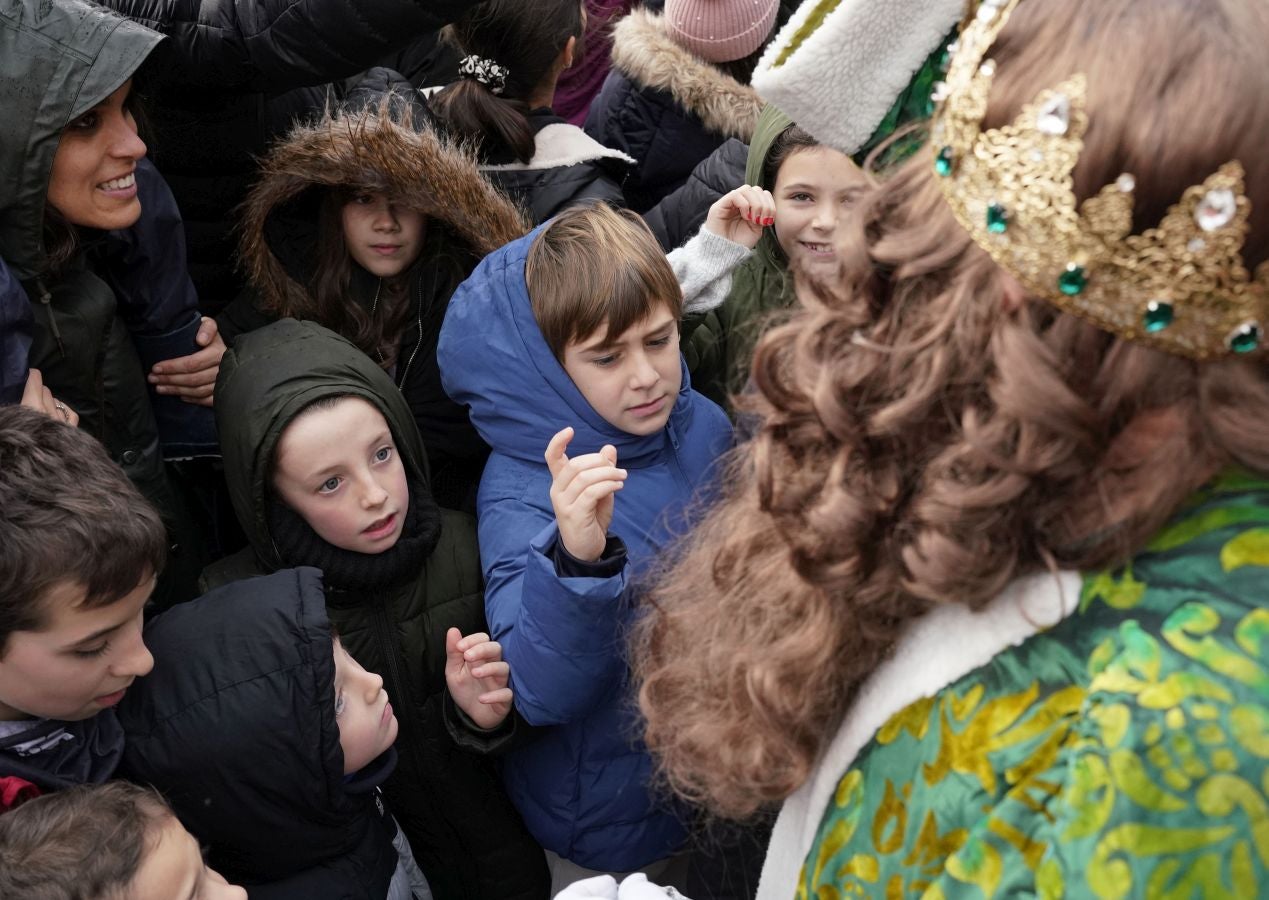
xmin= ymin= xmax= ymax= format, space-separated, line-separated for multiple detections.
xmin=610 ymin=9 xmax=764 ymax=142
xmin=239 ymin=99 xmax=531 ymax=314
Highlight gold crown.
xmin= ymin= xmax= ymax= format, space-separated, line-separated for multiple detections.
xmin=928 ymin=0 xmax=1267 ymax=360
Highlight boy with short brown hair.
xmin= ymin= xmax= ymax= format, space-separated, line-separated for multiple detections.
xmin=0 ymin=404 xmax=165 ymax=809
xmin=438 ymin=200 xmax=748 ymax=888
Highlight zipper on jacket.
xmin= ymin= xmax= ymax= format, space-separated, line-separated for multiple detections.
xmin=34 ymin=280 xmax=66 ymax=356
xmin=397 ymin=274 xmax=426 ymax=389
xmin=370 ymin=601 xmax=415 ymax=746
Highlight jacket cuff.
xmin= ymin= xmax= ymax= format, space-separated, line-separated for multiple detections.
xmin=551 ymin=535 xmax=628 ymax=579
xmin=442 ymin=691 xmax=516 ymax=754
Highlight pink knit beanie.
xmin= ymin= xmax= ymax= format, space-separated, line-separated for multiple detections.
xmin=664 ymin=0 xmax=780 ymax=64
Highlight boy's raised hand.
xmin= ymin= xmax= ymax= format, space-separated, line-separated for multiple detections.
xmin=703 ymin=184 xmax=776 ymax=250
xmin=546 ymin=427 xmax=625 ymax=563
xmin=445 ymin=627 xmax=513 ymax=730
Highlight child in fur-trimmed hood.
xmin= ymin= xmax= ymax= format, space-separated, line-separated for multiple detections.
xmin=226 ymin=77 xmax=530 ymax=512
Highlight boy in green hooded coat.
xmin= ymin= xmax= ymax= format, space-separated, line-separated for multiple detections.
xmin=205 ymin=318 xmax=548 ymax=900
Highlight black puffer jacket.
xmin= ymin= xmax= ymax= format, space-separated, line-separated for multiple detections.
xmin=204 ymin=320 xmax=548 ymax=900
xmin=476 ymin=110 xmax=633 ymax=224
xmin=119 ymin=567 xmax=401 ymax=900
xmin=98 ymin=0 xmax=478 ymax=313
xmin=643 ymin=137 xmax=747 ymax=251
xmin=583 ymin=8 xmax=762 ymax=212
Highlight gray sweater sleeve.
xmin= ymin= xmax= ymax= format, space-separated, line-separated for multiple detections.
xmin=668 ymin=228 xmax=754 ymax=315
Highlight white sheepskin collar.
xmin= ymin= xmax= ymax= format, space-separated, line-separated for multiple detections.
xmin=479 ymin=123 xmax=635 ymax=172
xmin=756 ymin=569 xmax=1081 ymax=899
xmin=751 ymin=0 xmax=963 ymax=153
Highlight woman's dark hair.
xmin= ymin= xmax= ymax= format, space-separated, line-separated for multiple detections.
xmin=39 ymin=76 xmax=152 ymax=278
xmin=39 ymin=206 xmax=79 ymax=276
xmin=309 ymin=189 xmax=417 ymax=369
xmin=431 ymin=0 xmax=585 ymax=164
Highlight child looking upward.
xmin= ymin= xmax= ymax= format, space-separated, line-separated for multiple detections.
xmin=438 ymin=203 xmax=734 ymax=890
xmin=119 ymin=566 xmax=511 ymax=899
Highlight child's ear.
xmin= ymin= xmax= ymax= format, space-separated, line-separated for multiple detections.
xmin=563 ymin=35 xmax=577 ymax=70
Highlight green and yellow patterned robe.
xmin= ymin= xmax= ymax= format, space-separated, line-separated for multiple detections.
xmin=792 ymin=474 xmax=1269 ymax=899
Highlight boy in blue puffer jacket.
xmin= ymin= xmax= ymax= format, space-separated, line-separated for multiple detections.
xmin=438 ymin=202 xmax=737 ymax=891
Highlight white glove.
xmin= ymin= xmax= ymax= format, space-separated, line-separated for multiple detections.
xmin=552 ymin=873 xmax=692 ymax=900
xmin=618 ymin=874 xmax=692 ymax=900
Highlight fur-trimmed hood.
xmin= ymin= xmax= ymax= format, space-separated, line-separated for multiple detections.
xmin=609 ymin=8 xmax=764 ymax=142
xmin=239 ymin=100 xmax=529 ymax=313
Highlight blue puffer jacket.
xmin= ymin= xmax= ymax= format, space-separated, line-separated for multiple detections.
xmin=438 ymin=226 xmax=733 ymax=870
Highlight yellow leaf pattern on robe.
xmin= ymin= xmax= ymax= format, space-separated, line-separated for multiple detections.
xmin=796 ymin=480 xmax=1269 ymax=898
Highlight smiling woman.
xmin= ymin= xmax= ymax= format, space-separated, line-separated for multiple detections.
xmin=45 ymin=79 xmax=147 ymax=233
xmin=0 ymin=0 xmax=219 ymax=608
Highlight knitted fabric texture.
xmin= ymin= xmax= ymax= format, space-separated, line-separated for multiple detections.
xmin=664 ymin=0 xmax=779 ymax=63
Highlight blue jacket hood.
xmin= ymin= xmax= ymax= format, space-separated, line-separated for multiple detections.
xmin=438 ymin=224 xmax=695 ymax=467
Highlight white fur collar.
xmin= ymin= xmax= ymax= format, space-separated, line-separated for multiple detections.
xmin=610 ymin=8 xmax=765 ymax=141
xmin=479 ymin=123 xmax=635 ymax=172
xmin=751 ymin=0 xmax=963 ymax=153
xmin=756 ymin=570 xmax=1082 ymax=900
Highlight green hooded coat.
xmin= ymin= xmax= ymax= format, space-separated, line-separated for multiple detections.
xmin=684 ymin=105 xmax=798 ymax=406
xmin=206 ymin=319 xmax=548 ymax=900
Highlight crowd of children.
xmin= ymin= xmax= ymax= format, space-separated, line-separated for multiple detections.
xmin=5 ymin=0 xmax=1269 ymax=898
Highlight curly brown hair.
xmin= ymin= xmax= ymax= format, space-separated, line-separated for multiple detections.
xmin=632 ymin=0 xmax=1269 ymax=820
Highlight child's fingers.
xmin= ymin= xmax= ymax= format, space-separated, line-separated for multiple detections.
xmin=470 ymin=660 xmax=510 ymax=681
xmin=575 ymin=479 xmax=625 ymax=509
xmin=557 ymin=465 xmax=627 ymax=507
xmin=544 ymin=426 xmax=575 ymax=477
xmin=444 ymin=627 xmax=463 ymax=661
xmin=739 ymin=185 xmax=775 ymax=226
xmin=463 ymin=641 xmax=503 ymax=664
xmin=457 ymin=632 xmax=492 ymax=654
xmin=478 ymin=687 xmax=514 ymax=706
xmin=553 ymin=453 xmax=627 ymax=499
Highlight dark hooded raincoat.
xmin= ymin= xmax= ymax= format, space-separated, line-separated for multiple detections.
xmin=0 ymin=0 xmax=206 ymax=605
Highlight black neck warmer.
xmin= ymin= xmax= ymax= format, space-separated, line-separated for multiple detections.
xmin=267 ymin=472 xmax=442 ymax=592
xmin=342 ymin=747 xmax=399 ymax=793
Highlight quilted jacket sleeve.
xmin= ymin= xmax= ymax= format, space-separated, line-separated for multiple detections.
xmin=103 ymin=0 xmax=476 ymax=91
xmin=479 ymin=498 xmax=630 ymax=727
xmin=643 ymin=137 xmax=747 ymax=251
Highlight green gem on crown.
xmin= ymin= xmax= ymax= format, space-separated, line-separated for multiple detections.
xmin=986 ymin=202 xmax=1009 ymax=234
xmin=1057 ymin=263 xmax=1086 ymax=296
xmin=935 ymin=146 xmax=954 ymax=177
xmin=1227 ymin=321 xmax=1261 ymax=354
xmin=1143 ymin=300 xmax=1174 ymax=333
